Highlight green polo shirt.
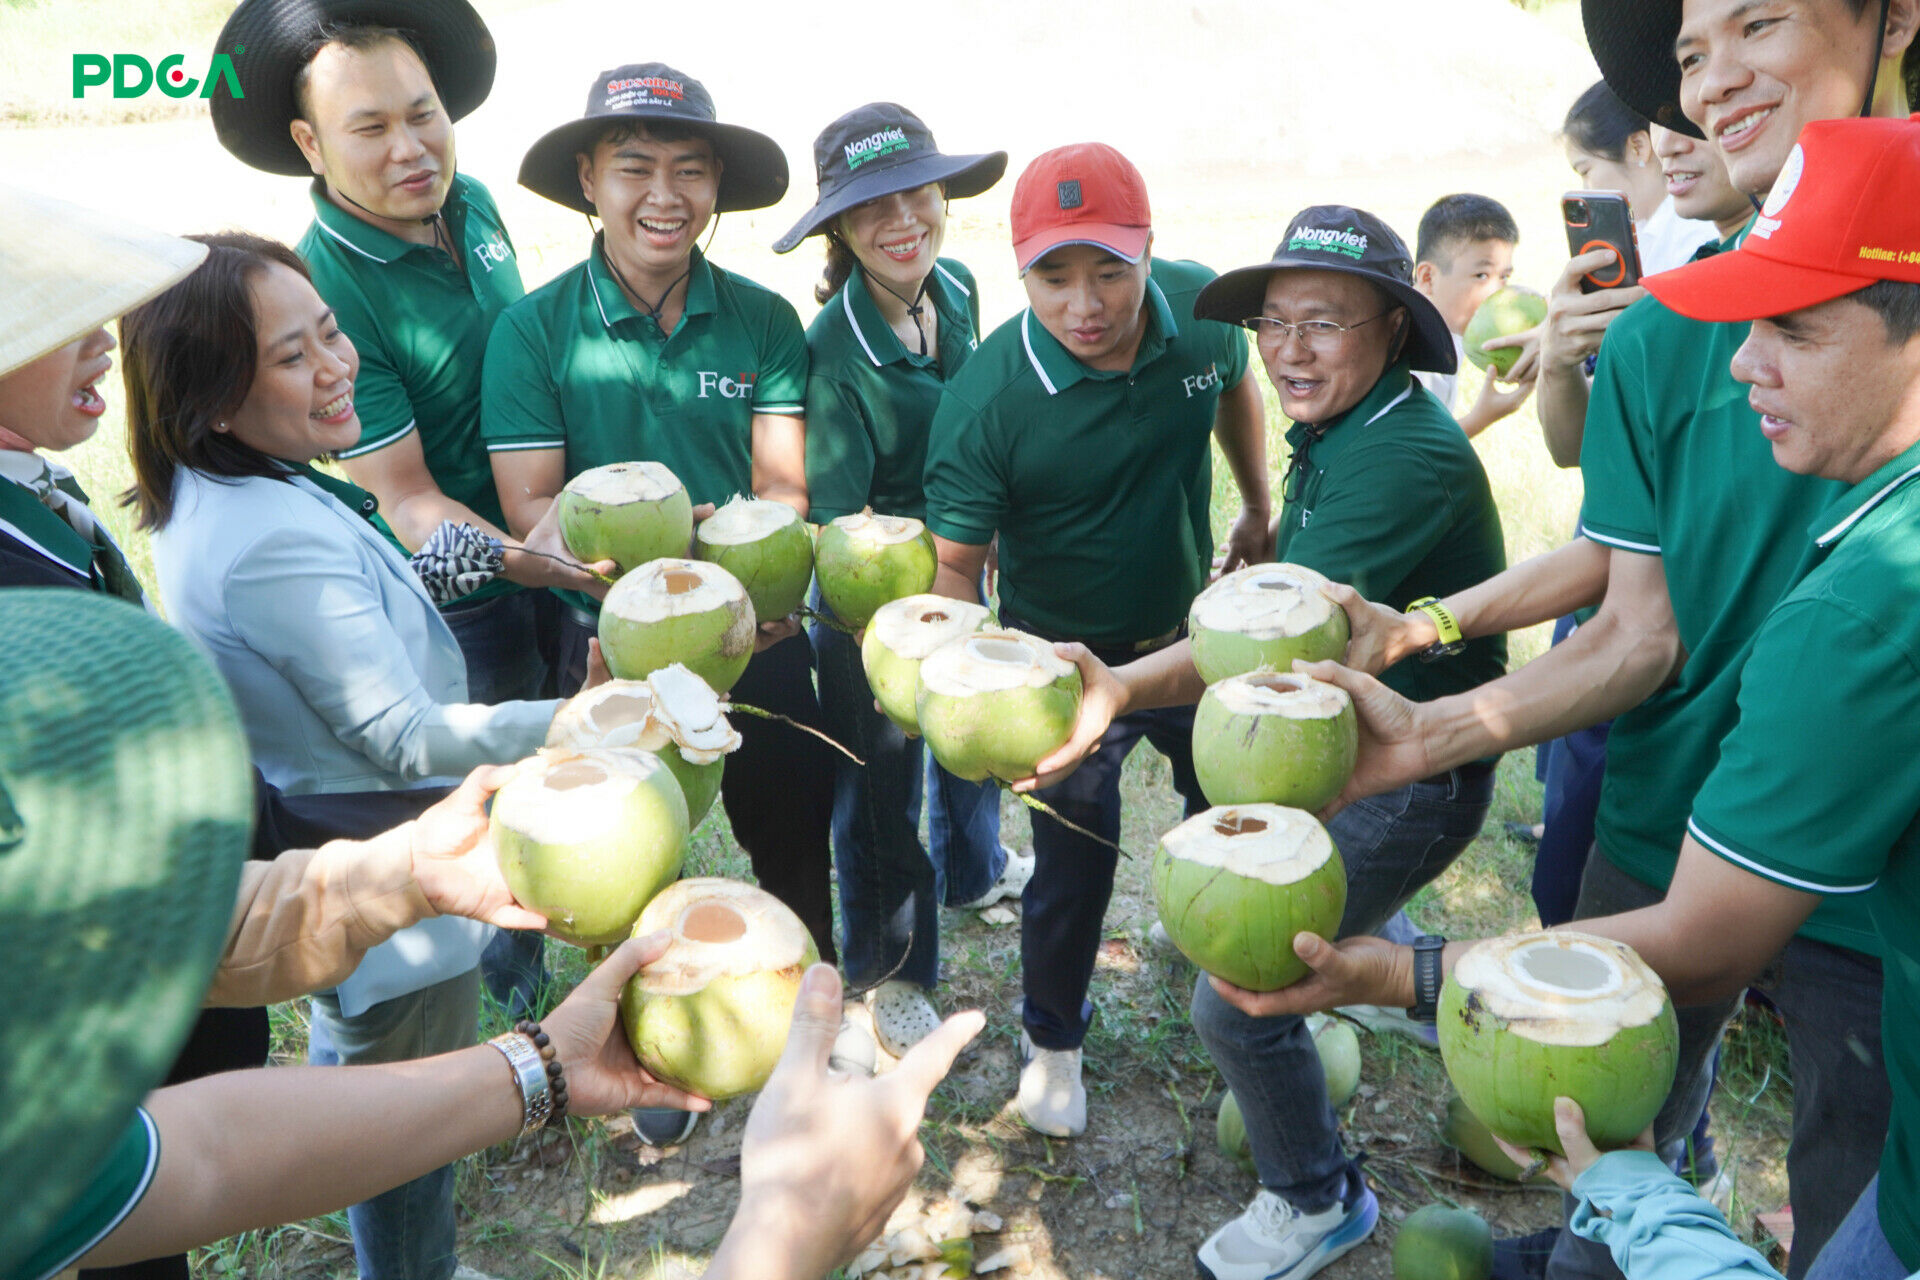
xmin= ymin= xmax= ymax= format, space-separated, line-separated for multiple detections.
xmin=804 ymin=259 xmax=982 ymax=524
xmin=1275 ymin=367 xmax=1506 ymax=704
xmin=14 ymin=1109 xmax=157 ymax=1280
xmin=297 ymin=174 xmax=523 ymax=603
xmin=924 ymin=257 xmax=1249 ymax=645
xmin=1688 ymin=437 xmax=1920 ymax=1267
xmin=480 ymin=241 xmax=809 ymax=615
xmin=1579 ymin=225 xmax=1876 ymax=956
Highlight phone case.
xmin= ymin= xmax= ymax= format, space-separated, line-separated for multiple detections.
xmin=1564 ymin=191 xmax=1643 ymax=293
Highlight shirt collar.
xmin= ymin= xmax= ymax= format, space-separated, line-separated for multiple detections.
xmin=840 ymin=261 xmax=972 ymax=369
xmin=308 ymin=174 xmax=475 ymax=265
xmin=1019 ymin=275 xmax=1178 ymax=396
xmin=585 ymin=238 xmax=718 ymax=333
xmin=1285 ymin=362 xmax=1415 ymax=449
xmin=1812 ymin=434 xmax=1920 ymax=547
xmin=0 ymin=459 xmax=93 ymax=578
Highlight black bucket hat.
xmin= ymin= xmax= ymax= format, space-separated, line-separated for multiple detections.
xmin=211 ymin=0 xmax=496 ymax=175
xmin=519 ymin=63 xmax=788 ymax=215
xmin=1195 ymin=205 xmax=1456 ymax=374
xmin=772 ymin=103 xmax=1006 ymax=254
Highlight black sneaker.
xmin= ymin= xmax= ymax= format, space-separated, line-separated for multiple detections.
xmin=631 ymin=1107 xmax=699 ymax=1147
xmin=1490 ymin=1226 xmax=1559 ymax=1280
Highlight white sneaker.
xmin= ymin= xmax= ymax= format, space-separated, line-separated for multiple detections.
xmin=1146 ymin=920 xmax=1183 ymax=958
xmin=956 ymin=846 xmax=1036 ymax=909
xmin=1016 ymin=1029 xmax=1086 ymax=1137
xmin=1197 ymin=1186 xmax=1379 ymax=1280
xmin=830 ymin=1004 xmax=879 ymax=1076
xmin=868 ymin=980 xmax=943 ymax=1057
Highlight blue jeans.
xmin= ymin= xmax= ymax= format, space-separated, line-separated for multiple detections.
xmin=1534 ymin=613 xmax=1610 ymax=927
xmin=443 ymin=588 xmax=556 ymax=1016
xmin=1192 ymin=762 xmax=1496 ymax=1212
xmin=1548 ymin=855 xmax=1889 ymax=1280
xmin=809 ymin=595 xmax=1005 ymax=990
xmin=308 ymin=967 xmax=481 ymax=1280
xmin=1806 ymin=1177 xmax=1908 ymax=1280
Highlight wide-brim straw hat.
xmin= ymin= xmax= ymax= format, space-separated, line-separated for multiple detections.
xmin=1 ymin=590 xmax=253 ymax=1264
xmin=0 ymin=186 xmax=207 ymax=380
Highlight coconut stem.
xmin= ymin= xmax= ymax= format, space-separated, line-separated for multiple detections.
xmin=727 ymin=702 xmax=865 ymax=764
xmin=794 ymin=605 xmax=859 ymax=635
xmin=1008 ymin=788 xmax=1132 ymax=859
xmin=584 ymin=944 xmax=611 ymax=964
xmin=518 ymin=546 xmax=618 ymax=586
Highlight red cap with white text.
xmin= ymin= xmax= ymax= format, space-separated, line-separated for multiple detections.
xmin=1010 ymin=143 xmax=1151 ymax=273
xmin=1646 ymin=115 xmax=1920 ymax=323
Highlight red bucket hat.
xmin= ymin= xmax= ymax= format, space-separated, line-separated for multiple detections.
xmin=1646 ymin=115 xmax=1920 ymax=323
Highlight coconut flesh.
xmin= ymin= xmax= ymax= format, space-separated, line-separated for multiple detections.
xmin=1192 ymin=672 xmax=1359 ymax=811
xmin=1438 ymin=930 xmax=1679 ymax=1153
xmin=598 ymin=558 xmax=757 ymax=693
xmin=490 ymin=748 xmax=691 ymax=948
xmin=862 ymin=594 xmax=994 ymax=734
xmin=1152 ymin=803 xmax=1347 ymax=991
xmin=545 ymin=664 xmax=740 ymax=826
xmin=556 ymin=461 xmax=693 ymax=573
xmin=915 ymin=629 xmax=1082 ymax=782
xmin=815 ymin=509 xmax=938 ymax=629
xmin=694 ymin=495 xmax=815 ymax=622
xmin=1188 ymin=563 xmax=1350 ymax=685
xmin=619 ymin=878 xmax=819 ymax=1100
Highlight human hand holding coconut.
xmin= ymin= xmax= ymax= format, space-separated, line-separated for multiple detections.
xmin=1010 ymin=642 xmax=1133 ymax=792
xmin=1290 ymin=658 xmax=1436 ymax=813
xmin=709 ymin=963 xmax=985 ymax=1279
xmin=404 ymin=765 xmax=549 ymax=931
xmin=509 ymin=495 xmax=619 ymax=598
xmin=540 ymin=931 xmax=714 ymax=1116
xmin=1492 ymin=1098 xmax=1656 ymax=1193
xmin=1205 ymin=931 xmax=1413 ymax=1019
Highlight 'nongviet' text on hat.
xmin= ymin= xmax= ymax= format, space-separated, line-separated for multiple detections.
xmin=1009 ymin=143 xmax=1152 ymax=273
xmin=519 ymin=63 xmax=788 ymax=215
xmin=1646 ymin=115 xmax=1920 ymax=322
xmin=773 ymin=103 xmax=1005 ymax=254
xmin=212 ymin=0 xmax=497 ymax=175
xmin=1194 ymin=206 xmax=1457 ymax=374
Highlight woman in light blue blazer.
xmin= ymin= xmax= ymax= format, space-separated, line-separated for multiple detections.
xmin=122 ymin=232 xmax=563 ymax=1280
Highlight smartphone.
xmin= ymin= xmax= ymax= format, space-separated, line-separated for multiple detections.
xmin=1563 ymin=191 xmax=1642 ymax=293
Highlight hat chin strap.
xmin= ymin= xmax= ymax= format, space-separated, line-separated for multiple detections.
xmin=1861 ymin=0 xmax=1892 ymax=120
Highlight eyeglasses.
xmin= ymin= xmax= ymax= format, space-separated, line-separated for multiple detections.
xmin=1243 ymin=310 xmax=1393 ymax=350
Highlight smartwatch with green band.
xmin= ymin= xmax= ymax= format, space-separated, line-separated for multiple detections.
xmin=1406 ymin=596 xmax=1465 ymax=662
xmin=1409 ymin=934 xmax=1447 ymax=1023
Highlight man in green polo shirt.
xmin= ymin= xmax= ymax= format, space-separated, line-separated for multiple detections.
xmin=923 ymin=142 xmax=1271 ymax=1140
xmin=480 ymin=63 xmax=831 ymax=1148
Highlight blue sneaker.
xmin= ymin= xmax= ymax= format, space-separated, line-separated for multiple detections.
xmin=1197 ymin=1185 xmax=1379 ymax=1280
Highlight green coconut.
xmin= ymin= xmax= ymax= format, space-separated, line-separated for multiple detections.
xmin=544 ymin=665 xmax=739 ymax=827
xmin=1464 ymin=287 xmax=1547 ymax=377
xmin=1193 ymin=671 xmax=1359 ymax=811
xmin=694 ymin=495 xmax=814 ymax=622
xmin=619 ymin=878 xmax=819 ymax=1100
xmin=556 ymin=461 xmax=693 ymax=573
xmin=1188 ymin=563 xmax=1350 ymax=685
xmin=1438 ymin=930 xmax=1679 ymax=1155
xmin=490 ymin=748 xmax=690 ymax=948
xmin=914 ymin=629 xmax=1082 ymax=782
xmin=598 ymin=558 xmax=757 ymax=693
xmin=861 ymin=594 xmax=994 ymax=735
xmin=815 ymin=509 xmax=938 ymax=629
xmin=1441 ymin=1093 xmax=1553 ymax=1185
xmin=1392 ymin=1205 xmax=1494 ymax=1280
xmin=1216 ymin=1090 xmax=1258 ymax=1176
xmin=1309 ymin=1012 xmax=1363 ymax=1108
xmin=1153 ymin=804 xmax=1346 ymax=991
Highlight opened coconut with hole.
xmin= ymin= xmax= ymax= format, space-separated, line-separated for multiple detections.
xmin=1438 ymin=929 xmax=1679 ymax=1153
xmin=1192 ymin=671 xmax=1358 ymax=811
xmin=489 ymin=748 xmax=690 ymax=948
xmin=1188 ymin=563 xmax=1350 ymax=684
xmin=814 ymin=509 xmax=938 ymax=629
xmin=1152 ymin=803 xmax=1346 ymax=991
xmin=862 ymin=594 xmax=994 ymax=735
xmin=914 ymin=628 xmax=1081 ymax=783
xmin=556 ymin=461 xmax=693 ymax=573
xmin=598 ymin=558 xmax=757 ymax=693
xmin=694 ymin=495 xmax=814 ymax=622
xmin=545 ymin=664 xmax=741 ymax=826
xmin=619 ymin=878 xmax=819 ymax=1099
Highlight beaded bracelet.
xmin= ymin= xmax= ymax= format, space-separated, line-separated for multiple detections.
xmin=487 ymin=1019 xmax=569 ymax=1137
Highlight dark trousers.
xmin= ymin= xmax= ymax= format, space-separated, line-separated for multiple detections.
xmin=1533 ymin=613 xmax=1609 ymax=926
xmin=559 ymin=613 xmax=837 ymax=962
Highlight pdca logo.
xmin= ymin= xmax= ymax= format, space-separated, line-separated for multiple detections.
xmin=73 ymin=49 xmax=244 ymax=99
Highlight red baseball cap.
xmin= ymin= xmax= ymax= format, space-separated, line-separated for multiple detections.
xmin=1010 ymin=143 xmax=1152 ymax=273
xmin=1646 ymin=115 xmax=1920 ymax=323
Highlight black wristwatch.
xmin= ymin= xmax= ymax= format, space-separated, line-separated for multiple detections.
xmin=1408 ymin=934 xmax=1447 ymax=1024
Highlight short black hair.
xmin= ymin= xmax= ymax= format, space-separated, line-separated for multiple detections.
xmin=1415 ymin=194 xmax=1520 ymax=267
xmin=1564 ymin=80 xmax=1649 ymax=161
xmin=1854 ymin=279 xmax=1920 ymax=344
xmin=293 ymin=21 xmax=433 ymax=122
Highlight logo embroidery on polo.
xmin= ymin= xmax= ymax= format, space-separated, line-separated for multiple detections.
xmin=1753 ymin=143 xmax=1803 ymax=240
xmin=845 ymin=127 xmax=910 ymax=171
xmin=1287 ymin=225 xmax=1369 ymax=261
xmin=697 ymin=370 xmax=758 ymax=400
xmin=1057 ymin=180 xmax=1083 ymax=210
xmin=1182 ymin=363 xmax=1222 ymax=398
xmin=470 ymin=236 xmax=513 ymax=273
